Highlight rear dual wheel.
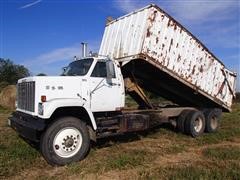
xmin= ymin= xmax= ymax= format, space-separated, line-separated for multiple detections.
xmin=204 ymin=109 xmax=221 ymax=133
xmin=177 ymin=110 xmax=205 ymax=137
xmin=184 ymin=110 xmax=205 ymax=137
xmin=176 ymin=110 xmax=191 ymax=133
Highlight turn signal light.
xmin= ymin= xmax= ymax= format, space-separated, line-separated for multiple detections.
xmin=41 ymin=95 xmax=47 ymax=102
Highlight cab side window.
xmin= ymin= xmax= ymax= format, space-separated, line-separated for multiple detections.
xmin=91 ymin=62 xmax=116 ymax=78
xmin=91 ymin=62 xmax=107 ymax=77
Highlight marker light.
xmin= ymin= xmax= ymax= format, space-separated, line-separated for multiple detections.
xmin=41 ymin=95 xmax=47 ymax=102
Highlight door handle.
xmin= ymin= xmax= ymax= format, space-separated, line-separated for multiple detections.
xmin=109 ymin=82 xmax=120 ymax=86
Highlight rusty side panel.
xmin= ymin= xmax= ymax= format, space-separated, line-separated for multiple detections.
xmin=119 ymin=114 xmax=150 ymax=132
xmin=99 ymin=4 xmax=236 ymax=111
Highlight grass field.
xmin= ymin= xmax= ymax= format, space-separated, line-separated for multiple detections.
xmin=0 ymin=104 xmax=240 ymax=179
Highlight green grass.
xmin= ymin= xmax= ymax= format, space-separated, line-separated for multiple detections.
xmin=0 ymin=132 xmax=40 ymax=177
xmin=105 ymin=149 xmax=148 ymax=170
xmin=67 ymin=149 xmax=153 ymax=176
xmin=203 ymin=146 xmax=240 ymax=161
xmin=0 ymin=103 xmax=239 ymax=179
xmin=154 ymin=164 xmax=240 ymax=180
xmin=138 ymin=159 xmax=240 ymax=180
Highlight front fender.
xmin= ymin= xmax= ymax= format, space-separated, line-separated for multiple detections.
xmin=39 ymin=98 xmax=97 ymax=130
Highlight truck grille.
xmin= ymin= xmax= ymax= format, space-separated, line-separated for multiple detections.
xmin=17 ymin=82 xmax=35 ymax=112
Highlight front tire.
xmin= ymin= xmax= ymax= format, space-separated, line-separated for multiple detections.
xmin=40 ymin=117 xmax=90 ymax=166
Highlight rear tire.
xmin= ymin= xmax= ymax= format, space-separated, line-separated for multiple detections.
xmin=184 ymin=110 xmax=205 ymax=137
xmin=204 ymin=109 xmax=221 ymax=133
xmin=177 ymin=110 xmax=191 ymax=133
xmin=40 ymin=117 xmax=90 ymax=166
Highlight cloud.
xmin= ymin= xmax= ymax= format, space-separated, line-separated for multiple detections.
xmin=114 ymin=0 xmax=239 ymax=22
xmin=114 ymin=0 xmax=149 ymax=13
xmin=22 ymin=41 xmax=100 ymax=75
xmin=24 ymin=46 xmax=81 ymax=67
xmin=19 ymin=0 xmax=42 ymax=9
xmin=165 ymin=1 xmax=238 ymax=22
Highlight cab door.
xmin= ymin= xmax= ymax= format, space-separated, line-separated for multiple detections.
xmin=89 ymin=61 xmax=122 ymax=112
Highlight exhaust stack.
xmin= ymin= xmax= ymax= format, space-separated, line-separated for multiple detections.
xmin=81 ymin=42 xmax=88 ymax=57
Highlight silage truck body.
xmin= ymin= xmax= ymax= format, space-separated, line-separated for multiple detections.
xmin=9 ymin=4 xmax=236 ymax=165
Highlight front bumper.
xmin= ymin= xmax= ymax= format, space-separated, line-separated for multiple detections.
xmin=9 ymin=111 xmax=46 ymax=142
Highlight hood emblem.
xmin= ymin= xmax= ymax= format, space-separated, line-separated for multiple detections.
xmin=45 ymin=85 xmax=63 ymax=90
xmin=58 ymin=86 xmax=63 ymax=90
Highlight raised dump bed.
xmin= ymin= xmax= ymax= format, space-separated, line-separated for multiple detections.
xmin=99 ymin=4 xmax=236 ymax=112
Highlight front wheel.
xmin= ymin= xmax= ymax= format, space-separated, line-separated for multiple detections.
xmin=40 ymin=117 xmax=90 ymax=166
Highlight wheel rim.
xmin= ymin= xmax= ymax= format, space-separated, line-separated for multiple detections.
xmin=194 ymin=117 xmax=203 ymax=133
xmin=53 ymin=127 xmax=82 ymax=158
xmin=210 ymin=116 xmax=218 ymax=130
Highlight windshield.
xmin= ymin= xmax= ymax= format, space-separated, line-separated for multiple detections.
xmin=62 ymin=58 xmax=93 ymax=76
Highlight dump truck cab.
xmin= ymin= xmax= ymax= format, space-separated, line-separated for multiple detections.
xmin=15 ymin=57 xmax=125 ymax=120
xmin=9 ymin=56 xmax=128 ymax=165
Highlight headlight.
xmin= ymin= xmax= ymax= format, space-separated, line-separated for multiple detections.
xmin=38 ymin=103 xmax=44 ymax=115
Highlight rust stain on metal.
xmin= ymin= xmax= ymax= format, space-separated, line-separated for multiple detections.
xmin=216 ymin=80 xmax=226 ymax=96
xmin=191 ymin=65 xmax=196 ymax=75
xmin=177 ymin=54 xmax=181 ymax=62
xmin=146 ymin=28 xmax=151 ymax=37
xmin=161 ymin=14 xmax=164 ymax=20
xmin=169 ymin=38 xmax=173 ymax=52
xmin=167 ymin=19 xmax=171 ymax=27
xmin=199 ymin=66 xmax=203 ymax=73
xmin=162 ymin=43 xmax=165 ymax=50
xmin=147 ymin=11 xmax=157 ymax=26
xmin=174 ymin=23 xmax=177 ymax=30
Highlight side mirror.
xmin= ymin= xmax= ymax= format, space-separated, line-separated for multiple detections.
xmin=106 ymin=60 xmax=115 ymax=83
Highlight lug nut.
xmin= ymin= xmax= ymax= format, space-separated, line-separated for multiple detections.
xmin=55 ymin=145 xmax=59 ymax=150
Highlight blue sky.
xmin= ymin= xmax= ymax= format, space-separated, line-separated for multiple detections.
xmin=0 ymin=0 xmax=240 ymax=90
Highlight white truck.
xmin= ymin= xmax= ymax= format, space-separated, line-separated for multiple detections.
xmin=9 ymin=4 xmax=236 ymax=166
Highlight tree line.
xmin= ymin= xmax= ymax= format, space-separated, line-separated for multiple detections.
xmin=0 ymin=58 xmax=47 ymax=90
xmin=0 ymin=58 xmax=30 ymax=89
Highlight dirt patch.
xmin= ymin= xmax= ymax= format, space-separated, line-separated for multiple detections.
xmin=0 ymin=85 xmax=16 ymax=109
